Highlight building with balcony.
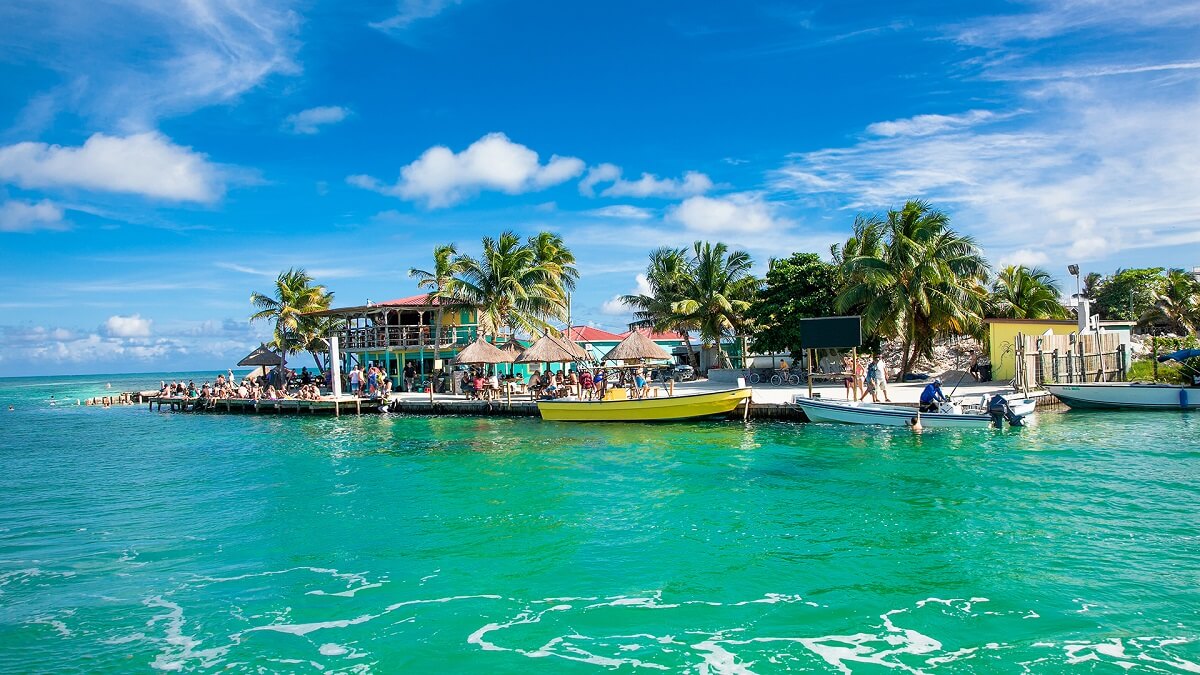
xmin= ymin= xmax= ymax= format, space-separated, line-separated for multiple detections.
xmin=308 ymin=293 xmax=486 ymax=382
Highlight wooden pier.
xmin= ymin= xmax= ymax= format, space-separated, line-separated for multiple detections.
xmin=146 ymin=395 xmax=810 ymax=421
xmin=145 ymin=389 xmax=1058 ymax=421
xmin=149 ymin=396 xmax=376 ymax=417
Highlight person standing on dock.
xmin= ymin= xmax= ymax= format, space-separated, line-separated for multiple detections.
xmin=404 ymin=362 xmax=416 ymax=392
xmin=866 ymin=354 xmax=891 ymax=403
xmin=349 ymin=365 xmax=362 ymax=396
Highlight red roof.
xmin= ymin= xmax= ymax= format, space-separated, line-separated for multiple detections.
xmin=621 ymin=327 xmax=686 ymax=341
xmin=566 ymin=325 xmax=625 ymax=342
xmin=377 ymin=293 xmax=446 ymax=307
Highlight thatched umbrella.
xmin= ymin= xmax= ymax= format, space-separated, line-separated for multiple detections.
xmin=238 ymin=343 xmax=283 ymax=367
xmin=602 ymin=330 xmax=671 ymax=362
xmin=516 ymin=335 xmax=578 ymax=364
xmin=554 ymin=334 xmax=589 ymax=360
xmin=452 ymin=338 xmax=515 ymax=365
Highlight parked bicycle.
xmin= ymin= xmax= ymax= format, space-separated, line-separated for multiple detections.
xmin=746 ymin=369 xmax=802 ymax=386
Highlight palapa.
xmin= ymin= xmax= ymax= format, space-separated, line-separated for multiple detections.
xmin=601 ymin=330 xmax=671 ymax=362
xmin=551 ymin=333 xmax=589 ymax=360
xmin=237 ymin=343 xmax=284 ymax=367
xmin=452 ymin=338 xmax=515 ymax=365
xmin=516 ymin=334 xmax=579 ymax=364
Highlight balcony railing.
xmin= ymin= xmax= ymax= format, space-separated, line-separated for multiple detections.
xmin=335 ymin=325 xmax=479 ymax=352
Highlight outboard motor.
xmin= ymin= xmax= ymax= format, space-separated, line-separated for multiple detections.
xmin=987 ymin=394 xmax=1025 ymax=428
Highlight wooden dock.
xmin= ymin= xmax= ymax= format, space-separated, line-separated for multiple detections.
xmin=146 ymin=395 xmax=810 ymax=420
xmin=145 ymin=389 xmax=1059 ymax=421
xmin=149 ymin=396 xmax=377 ymax=417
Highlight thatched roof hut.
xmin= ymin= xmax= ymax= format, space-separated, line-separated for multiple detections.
xmin=238 ymin=343 xmax=283 ymax=367
xmin=516 ymin=335 xmax=579 ymax=364
xmin=602 ymin=330 xmax=671 ymax=362
xmin=452 ymin=338 xmax=515 ymax=365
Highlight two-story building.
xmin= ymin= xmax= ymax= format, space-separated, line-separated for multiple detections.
xmin=308 ymin=293 xmax=484 ymax=383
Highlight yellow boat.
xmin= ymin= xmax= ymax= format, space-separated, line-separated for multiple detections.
xmin=536 ymin=387 xmax=752 ymax=422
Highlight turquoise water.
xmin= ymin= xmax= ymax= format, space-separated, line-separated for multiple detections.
xmin=2 ymin=373 xmax=1199 ymax=672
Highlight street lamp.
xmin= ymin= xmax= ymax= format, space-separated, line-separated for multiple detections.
xmin=1067 ymin=264 xmax=1080 ymax=307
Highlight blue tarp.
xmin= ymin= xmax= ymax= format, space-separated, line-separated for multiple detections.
xmin=1158 ymin=348 xmax=1200 ymax=362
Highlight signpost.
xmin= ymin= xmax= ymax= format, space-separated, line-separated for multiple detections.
xmin=799 ymin=316 xmax=863 ymax=399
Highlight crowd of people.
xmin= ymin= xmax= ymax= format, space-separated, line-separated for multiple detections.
xmin=155 ymin=359 xmax=678 ymax=404
xmin=444 ymin=365 xmax=664 ymax=401
xmin=157 ymin=368 xmax=331 ymax=403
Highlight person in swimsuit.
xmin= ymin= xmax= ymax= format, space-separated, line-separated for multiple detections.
xmin=842 ymin=355 xmax=855 ymax=400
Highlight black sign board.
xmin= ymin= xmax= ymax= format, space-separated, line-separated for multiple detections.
xmin=799 ymin=316 xmax=862 ymax=350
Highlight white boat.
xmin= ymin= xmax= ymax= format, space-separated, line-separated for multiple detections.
xmin=1044 ymin=383 xmax=1198 ymax=410
xmin=793 ymin=396 xmax=1030 ymax=428
xmin=966 ymin=393 xmax=1037 ymax=417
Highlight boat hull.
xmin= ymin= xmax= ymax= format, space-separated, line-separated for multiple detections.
xmin=537 ymin=388 xmax=752 ymax=422
xmin=794 ymin=398 xmax=1001 ymax=428
xmin=1044 ymin=383 xmax=1198 ymax=410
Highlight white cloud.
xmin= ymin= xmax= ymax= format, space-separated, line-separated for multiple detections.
xmin=587 ymin=205 xmax=655 ymax=220
xmin=579 ymin=163 xmax=714 ymax=198
xmin=600 ymin=296 xmax=628 ymax=315
xmin=0 ymin=317 xmax=269 ymax=375
xmin=0 ymin=132 xmax=225 ymax=202
xmin=283 ymin=106 xmax=350 ymax=134
xmin=0 ymin=0 xmax=300 ymax=128
xmin=668 ymin=193 xmax=789 ymax=234
xmin=0 ymin=200 xmax=66 ymax=233
xmin=349 ymin=132 xmax=585 ymax=208
xmin=579 ymin=163 xmax=621 ymax=197
xmin=998 ymin=249 xmax=1051 ymax=268
xmin=370 ymin=0 xmax=463 ymax=32
xmin=949 ymin=0 xmax=1200 ymax=48
xmin=600 ymin=274 xmax=652 ymax=316
xmin=771 ymin=82 xmax=1200 ymax=265
xmin=103 ymin=314 xmax=152 ymax=338
xmin=867 ymin=110 xmax=998 ymax=137
xmin=634 ymin=273 xmax=652 ymax=296
xmin=603 ymin=171 xmax=713 ymax=198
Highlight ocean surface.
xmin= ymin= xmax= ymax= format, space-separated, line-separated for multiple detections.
xmin=2 ymin=372 xmax=1199 ymax=673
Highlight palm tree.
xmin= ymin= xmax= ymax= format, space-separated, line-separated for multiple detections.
xmin=409 ymin=243 xmax=463 ymax=360
xmin=669 ymin=242 xmax=759 ymax=369
xmin=989 ymin=266 xmax=1068 ymax=320
xmin=250 ymin=268 xmax=335 ymax=371
xmin=451 ymin=231 xmax=567 ymax=338
xmin=621 ymin=246 xmax=697 ymax=364
xmin=1141 ymin=268 xmax=1200 ymax=334
xmin=835 ymin=200 xmax=989 ymax=378
xmin=527 ymin=231 xmax=579 ymax=309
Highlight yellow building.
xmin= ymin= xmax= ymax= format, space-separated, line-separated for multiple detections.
xmin=984 ymin=318 xmax=1078 ymax=382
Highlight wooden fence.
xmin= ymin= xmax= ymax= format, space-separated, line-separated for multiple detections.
xmin=1013 ymin=332 xmax=1127 ymax=391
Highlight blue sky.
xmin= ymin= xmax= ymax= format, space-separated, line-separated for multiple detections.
xmin=1 ymin=0 xmax=1198 ymax=376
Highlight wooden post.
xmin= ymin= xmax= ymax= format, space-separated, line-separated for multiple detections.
xmin=851 ymin=347 xmax=858 ymax=401
xmin=807 ymin=348 xmax=814 ymax=399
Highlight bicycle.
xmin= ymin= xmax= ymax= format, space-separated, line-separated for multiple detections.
xmin=747 ymin=369 xmax=802 ymax=386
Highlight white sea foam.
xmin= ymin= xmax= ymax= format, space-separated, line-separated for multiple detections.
xmin=307 ymin=582 xmax=384 ymax=598
xmin=319 ymin=643 xmax=349 ymax=656
xmin=144 ymin=597 xmax=231 ymax=671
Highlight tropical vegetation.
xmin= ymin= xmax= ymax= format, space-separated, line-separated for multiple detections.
xmin=749 ymin=252 xmax=838 ymax=355
xmin=987 ymin=265 xmax=1068 ymax=320
xmin=409 ymin=243 xmax=463 ymax=362
xmin=447 ymin=230 xmax=577 ymax=338
xmin=1140 ymin=268 xmax=1200 ymax=334
xmin=832 ymin=200 xmax=990 ymax=378
xmin=249 ymin=268 xmax=336 ymax=370
xmin=623 ymin=241 xmax=759 ymax=368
